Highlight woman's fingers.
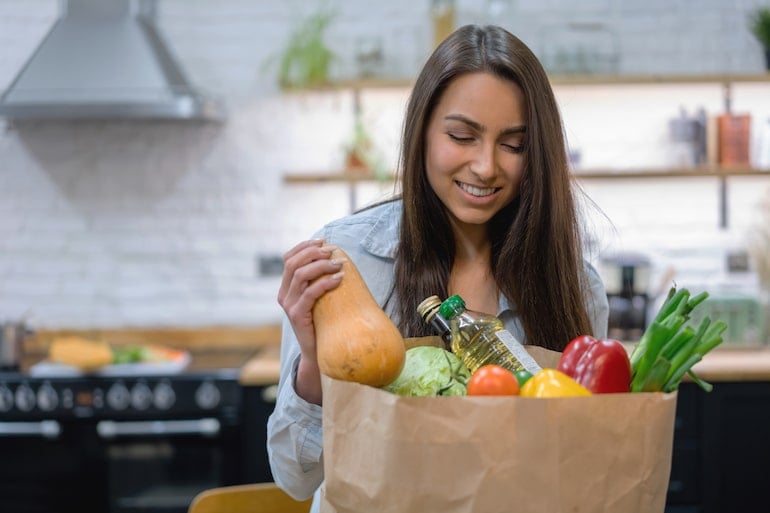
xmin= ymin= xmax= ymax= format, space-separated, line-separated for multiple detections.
xmin=278 ymin=240 xmax=341 ymax=308
xmin=277 ymin=240 xmax=347 ymax=354
xmin=284 ymin=257 xmax=345 ymax=320
xmin=278 ymin=239 xmax=324 ymax=303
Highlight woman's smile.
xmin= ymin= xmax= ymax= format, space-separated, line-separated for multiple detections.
xmin=455 ymin=180 xmax=501 ymax=198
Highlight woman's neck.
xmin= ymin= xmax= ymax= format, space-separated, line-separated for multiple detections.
xmin=448 ymin=222 xmax=498 ymax=315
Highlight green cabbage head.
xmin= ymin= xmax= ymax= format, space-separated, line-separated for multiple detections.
xmin=384 ymin=346 xmax=470 ymax=396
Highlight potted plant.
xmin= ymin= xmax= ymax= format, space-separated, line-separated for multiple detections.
xmin=749 ymin=6 xmax=770 ymax=70
xmin=342 ymin=119 xmax=388 ymax=179
xmin=269 ymin=7 xmax=336 ymax=89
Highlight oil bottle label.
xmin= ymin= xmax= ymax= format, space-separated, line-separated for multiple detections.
xmin=494 ymin=330 xmax=542 ymax=374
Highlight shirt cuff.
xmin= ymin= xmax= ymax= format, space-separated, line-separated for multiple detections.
xmin=285 ymin=354 xmax=324 ymax=422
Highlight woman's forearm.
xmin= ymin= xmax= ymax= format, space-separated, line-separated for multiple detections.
xmin=295 ymin=355 xmax=323 ymax=405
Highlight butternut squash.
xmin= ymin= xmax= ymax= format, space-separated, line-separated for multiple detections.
xmin=312 ymin=247 xmax=406 ymax=387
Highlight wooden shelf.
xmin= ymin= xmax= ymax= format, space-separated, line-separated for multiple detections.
xmin=548 ymin=73 xmax=770 ymax=86
xmin=284 ymin=172 xmax=391 ymax=183
xmin=284 ymin=167 xmax=770 ymax=184
xmin=284 ymin=73 xmax=770 ymax=92
xmin=574 ymin=166 xmax=770 ymax=179
xmin=283 ymin=73 xmax=770 ymax=226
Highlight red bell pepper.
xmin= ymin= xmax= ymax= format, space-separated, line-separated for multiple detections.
xmin=557 ymin=335 xmax=632 ymax=394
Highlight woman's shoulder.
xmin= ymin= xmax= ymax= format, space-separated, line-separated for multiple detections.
xmin=314 ymin=199 xmax=401 ymax=253
xmin=322 ymin=199 xmax=400 ymax=230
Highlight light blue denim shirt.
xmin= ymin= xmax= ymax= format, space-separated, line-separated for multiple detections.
xmin=266 ymin=199 xmax=609 ymax=511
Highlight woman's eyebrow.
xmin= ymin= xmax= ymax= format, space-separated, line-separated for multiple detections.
xmin=445 ymin=113 xmax=483 ymax=130
xmin=445 ymin=114 xmax=526 ymax=135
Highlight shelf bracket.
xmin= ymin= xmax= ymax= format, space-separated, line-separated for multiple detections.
xmin=719 ymin=175 xmax=728 ymax=229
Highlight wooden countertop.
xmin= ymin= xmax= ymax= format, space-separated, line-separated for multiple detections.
xmin=238 ymin=345 xmax=770 ymax=386
xmin=688 ymin=347 xmax=770 ymax=382
xmin=29 ymin=327 xmax=770 ymax=385
xmin=239 ymin=344 xmax=282 ymax=385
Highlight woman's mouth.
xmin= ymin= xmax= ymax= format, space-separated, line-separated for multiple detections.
xmin=456 ymin=181 xmax=500 ymax=197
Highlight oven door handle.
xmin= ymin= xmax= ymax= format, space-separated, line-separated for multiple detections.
xmin=96 ymin=418 xmax=221 ymax=439
xmin=0 ymin=420 xmax=61 ymax=439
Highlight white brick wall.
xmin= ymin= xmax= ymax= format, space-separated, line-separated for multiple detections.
xmin=1 ymin=0 xmax=769 ymax=328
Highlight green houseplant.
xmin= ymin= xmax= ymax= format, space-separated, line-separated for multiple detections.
xmin=749 ymin=6 xmax=770 ymax=70
xmin=273 ymin=8 xmax=336 ymax=89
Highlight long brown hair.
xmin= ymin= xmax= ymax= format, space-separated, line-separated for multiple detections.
xmin=393 ymin=24 xmax=592 ymax=351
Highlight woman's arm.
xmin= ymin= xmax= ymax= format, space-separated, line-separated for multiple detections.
xmin=266 ymin=318 xmax=325 ymax=500
xmin=267 ymin=239 xmax=344 ymax=499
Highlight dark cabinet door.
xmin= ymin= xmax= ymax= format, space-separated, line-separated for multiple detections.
xmin=241 ymin=384 xmax=278 ymax=484
xmin=700 ymin=382 xmax=770 ymax=513
xmin=666 ymin=383 xmax=701 ymax=510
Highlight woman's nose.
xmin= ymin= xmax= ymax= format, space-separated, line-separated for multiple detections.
xmin=471 ymin=143 xmax=497 ymax=181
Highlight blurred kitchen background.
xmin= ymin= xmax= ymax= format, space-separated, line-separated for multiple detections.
xmin=2 ymin=1 xmax=770 ymax=512
xmin=0 ymin=0 xmax=769 ymax=340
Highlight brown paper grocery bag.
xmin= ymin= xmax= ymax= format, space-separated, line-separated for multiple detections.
xmin=320 ymin=349 xmax=677 ymax=513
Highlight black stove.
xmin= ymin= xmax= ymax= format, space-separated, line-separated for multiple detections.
xmin=0 ymin=360 xmax=273 ymax=513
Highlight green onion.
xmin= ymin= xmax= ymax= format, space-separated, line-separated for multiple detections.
xmin=628 ymin=286 xmax=727 ymax=393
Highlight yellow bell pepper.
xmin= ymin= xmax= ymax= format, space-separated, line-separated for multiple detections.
xmin=520 ymin=368 xmax=592 ymax=398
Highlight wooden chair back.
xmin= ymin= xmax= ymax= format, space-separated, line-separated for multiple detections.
xmin=188 ymin=482 xmax=312 ymax=513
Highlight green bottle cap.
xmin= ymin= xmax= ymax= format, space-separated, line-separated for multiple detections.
xmin=439 ymin=294 xmax=466 ymax=319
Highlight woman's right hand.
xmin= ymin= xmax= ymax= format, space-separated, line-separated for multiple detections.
xmin=277 ymin=239 xmax=345 ymax=404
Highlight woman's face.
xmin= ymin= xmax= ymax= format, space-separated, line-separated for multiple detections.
xmin=425 ymin=72 xmax=527 ymax=231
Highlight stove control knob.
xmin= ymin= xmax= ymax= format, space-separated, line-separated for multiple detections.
xmin=36 ymin=383 xmax=58 ymax=412
xmin=60 ymin=388 xmax=74 ymax=410
xmin=15 ymin=384 xmax=36 ymax=412
xmin=195 ymin=381 xmax=221 ymax=410
xmin=153 ymin=382 xmax=176 ymax=410
xmin=106 ymin=383 xmax=131 ymax=411
xmin=0 ymin=385 xmax=13 ymax=412
xmin=131 ymin=382 xmax=153 ymax=411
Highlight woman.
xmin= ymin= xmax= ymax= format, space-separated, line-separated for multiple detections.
xmin=267 ymin=24 xmax=609 ymax=508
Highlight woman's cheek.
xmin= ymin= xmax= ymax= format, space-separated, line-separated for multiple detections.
xmin=428 ymin=141 xmax=464 ymax=175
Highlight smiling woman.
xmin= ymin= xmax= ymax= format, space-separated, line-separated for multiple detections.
xmin=268 ymin=24 xmax=609 ymax=510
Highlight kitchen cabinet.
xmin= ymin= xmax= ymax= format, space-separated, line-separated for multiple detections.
xmin=241 ymin=383 xmax=278 ymax=483
xmin=666 ymin=380 xmax=770 ymax=513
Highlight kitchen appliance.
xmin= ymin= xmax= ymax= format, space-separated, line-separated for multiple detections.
xmin=598 ymin=252 xmax=652 ymax=340
xmin=0 ymin=321 xmax=32 ymax=371
xmin=0 ymin=0 xmax=222 ymax=121
xmin=0 ymin=355 xmax=276 ymax=513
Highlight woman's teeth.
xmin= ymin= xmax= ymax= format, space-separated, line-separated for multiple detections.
xmin=457 ymin=181 xmax=497 ymax=197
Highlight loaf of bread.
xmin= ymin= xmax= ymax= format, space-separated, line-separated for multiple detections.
xmin=49 ymin=336 xmax=114 ymax=370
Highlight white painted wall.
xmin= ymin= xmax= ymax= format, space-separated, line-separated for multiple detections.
xmin=1 ymin=0 xmax=769 ymax=328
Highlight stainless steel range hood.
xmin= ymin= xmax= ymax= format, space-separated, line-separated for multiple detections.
xmin=0 ymin=0 xmax=223 ymax=121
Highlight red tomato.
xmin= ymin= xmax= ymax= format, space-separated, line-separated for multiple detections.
xmin=467 ymin=365 xmax=520 ymax=396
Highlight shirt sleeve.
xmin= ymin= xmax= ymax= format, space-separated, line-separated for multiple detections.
xmin=266 ymin=316 xmax=324 ymax=501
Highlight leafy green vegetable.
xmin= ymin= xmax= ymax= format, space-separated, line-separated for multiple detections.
xmin=629 ymin=286 xmax=727 ymax=393
xmin=384 ymin=346 xmax=470 ymax=397
xmin=112 ymin=346 xmax=150 ymax=364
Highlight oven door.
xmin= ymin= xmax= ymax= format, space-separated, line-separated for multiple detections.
xmin=0 ymin=420 xmax=107 ymax=513
xmin=97 ymin=417 xmax=242 ymax=513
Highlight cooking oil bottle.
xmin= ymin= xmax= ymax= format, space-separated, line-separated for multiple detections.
xmin=417 ymin=295 xmax=452 ymax=350
xmin=417 ymin=295 xmax=541 ymax=374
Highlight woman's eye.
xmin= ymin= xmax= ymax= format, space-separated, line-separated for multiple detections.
xmin=502 ymin=143 xmax=524 ymax=153
xmin=448 ymin=133 xmax=474 ymax=143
